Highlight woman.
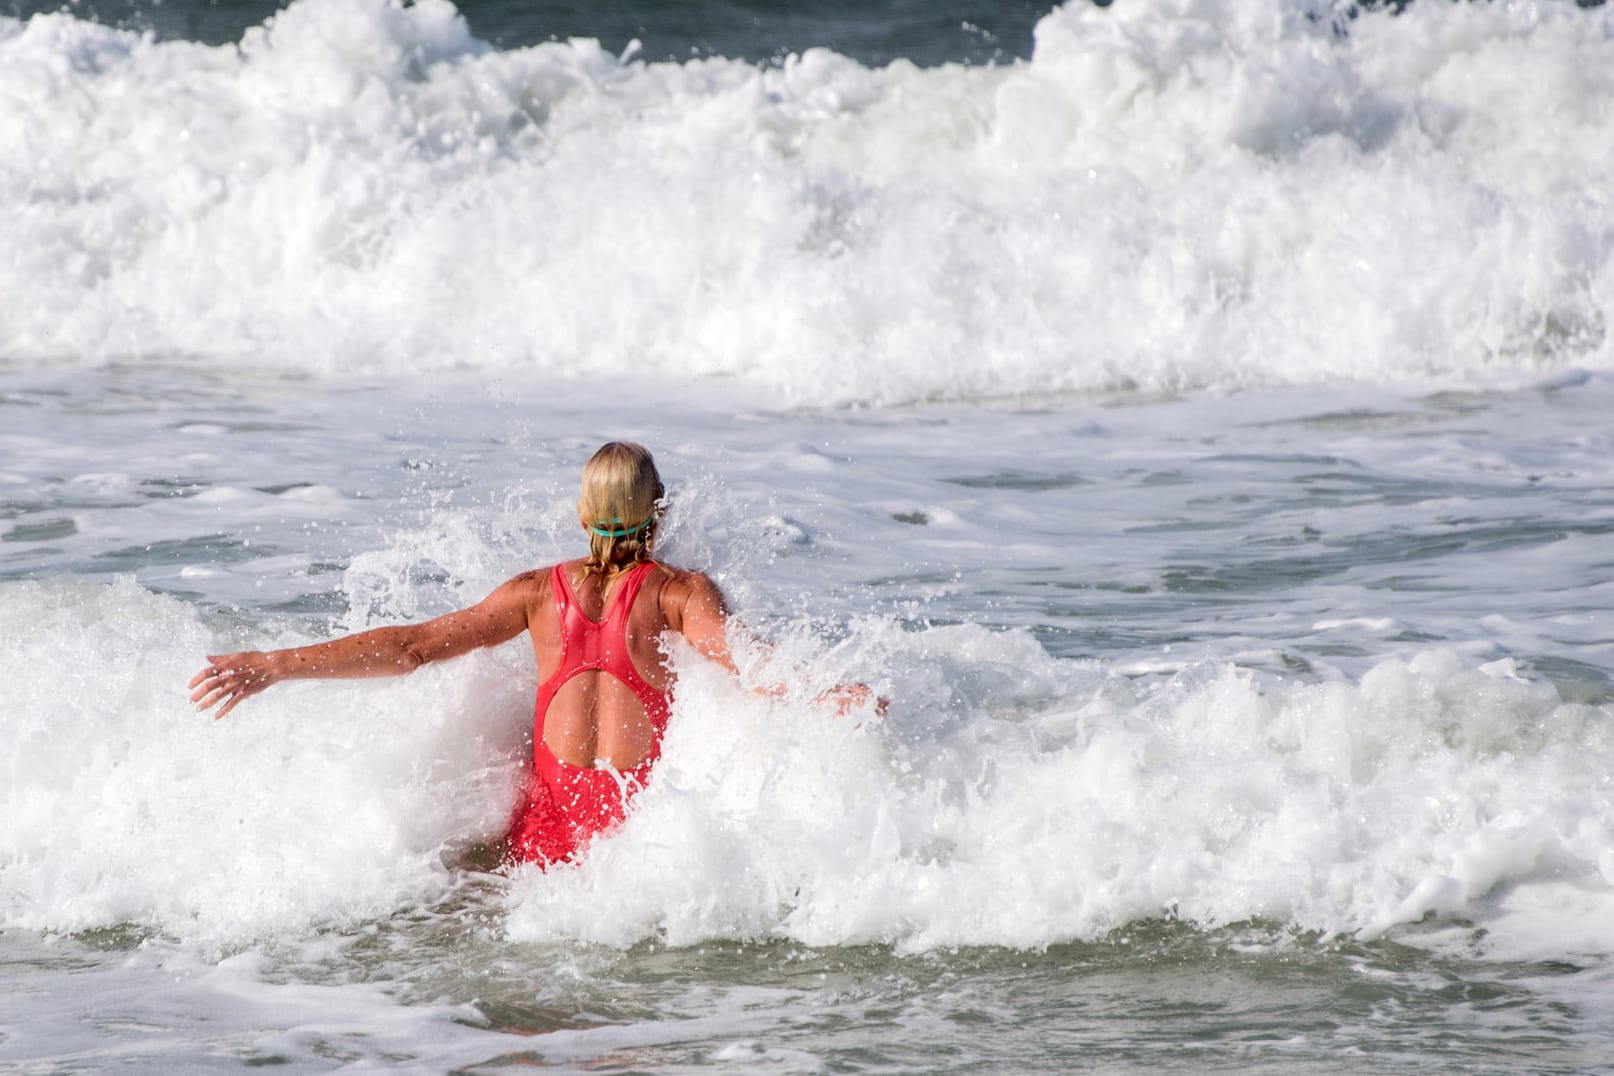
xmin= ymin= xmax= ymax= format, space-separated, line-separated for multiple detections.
xmin=190 ymin=441 xmax=747 ymax=866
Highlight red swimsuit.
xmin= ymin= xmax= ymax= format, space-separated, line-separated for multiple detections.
xmin=507 ymin=561 xmax=672 ymax=866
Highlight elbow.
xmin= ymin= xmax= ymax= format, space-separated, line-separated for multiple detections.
xmin=399 ymin=641 xmax=430 ymax=672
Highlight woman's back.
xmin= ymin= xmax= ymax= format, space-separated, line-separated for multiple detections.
xmin=527 ymin=559 xmax=677 ymax=771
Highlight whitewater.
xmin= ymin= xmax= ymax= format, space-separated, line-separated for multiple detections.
xmin=3 ymin=0 xmax=1614 ymax=1070
xmin=3 ymin=0 xmax=1610 ymax=399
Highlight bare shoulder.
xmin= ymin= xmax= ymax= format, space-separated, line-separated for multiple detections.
xmin=656 ymin=565 xmax=724 ymax=600
xmin=520 ymin=564 xmax=563 ymax=582
xmin=652 ymin=565 xmax=735 ymax=667
xmin=500 ymin=566 xmax=550 ymax=591
xmin=485 ymin=566 xmax=556 ymax=609
xmin=654 ymin=565 xmax=727 ymax=626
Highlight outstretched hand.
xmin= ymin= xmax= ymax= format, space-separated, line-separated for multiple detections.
xmin=189 ymin=652 xmax=276 ymax=719
xmin=819 ymin=682 xmax=889 ymax=718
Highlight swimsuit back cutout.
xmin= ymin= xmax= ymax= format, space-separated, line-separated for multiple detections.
xmin=512 ymin=560 xmax=672 ymax=866
xmin=534 ymin=559 xmax=672 ymax=761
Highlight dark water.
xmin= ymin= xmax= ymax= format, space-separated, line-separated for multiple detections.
xmin=2 ymin=0 xmax=1055 ymax=65
xmin=26 ymin=909 xmax=1606 ymax=1073
xmin=419 ymin=925 xmax=1614 ymax=1073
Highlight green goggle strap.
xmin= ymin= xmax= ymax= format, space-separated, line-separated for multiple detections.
xmin=588 ymin=516 xmax=653 ymax=538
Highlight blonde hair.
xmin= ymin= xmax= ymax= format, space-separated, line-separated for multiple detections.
xmin=578 ymin=441 xmax=665 ymax=578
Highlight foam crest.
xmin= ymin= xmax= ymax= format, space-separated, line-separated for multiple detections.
xmin=507 ymin=630 xmax=1614 ymax=952
xmin=1 ymin=0 xmax=1610 ymax=402
xmin=0 ymin=578 xmax=528 ymax=944
xmin=4 ymin=566 xmax=1610 ymax=952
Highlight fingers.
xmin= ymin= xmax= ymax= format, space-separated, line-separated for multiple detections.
xmin=191 ymin=681 xmax=236 ymax=710
xmin=188 ymin=664 xmax=228 ymax=704
xmin=189 ymin=672 xmax=236 ymax=714
xmin=843 ymin=685 xmax=889 ymax=719
xmin=189 ymin=654 xmax=233 ymax=692
xmin=835 ymin=684 xmax=869 ymax=715
xmin=189 ymin=654 xmax=261 ymax=718
xmin=821 ymin=682 xmax=884 ymax=718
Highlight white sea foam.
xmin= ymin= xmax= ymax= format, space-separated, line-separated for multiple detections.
xmin=1 ymin=0 xmax=1610 ymax=402
xmin=3 ymin=352 xmax=1611 ymax=969
xmin=0 ymin=576 xmax=527 ymax=943
xmin=508 ymin=636 xmax=1614 ymax=952
xmin=4 ymin=566 xmax=1609 ymax=954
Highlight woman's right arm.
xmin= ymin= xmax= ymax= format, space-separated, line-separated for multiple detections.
xmin=189 ymin=573 xmax=538 ymax=718
xmin=665 ymin=571 xmax=880 ymax=715
xmin=664 ymin=571 xmax=741 ymax=675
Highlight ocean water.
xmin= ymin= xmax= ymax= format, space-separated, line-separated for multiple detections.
xmin=3 ymin=0 xmax=1614 ymax=1071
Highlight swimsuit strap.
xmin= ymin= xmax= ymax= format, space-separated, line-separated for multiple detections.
xmin=542 ymin=560 xmax=668 ymax=719
xmin=551 ymin=559 xmax=655 ymax=627
xmin=599 ymin=560 xmax=656 ymax=634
